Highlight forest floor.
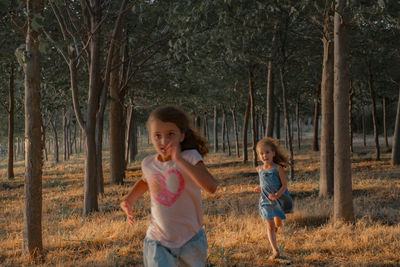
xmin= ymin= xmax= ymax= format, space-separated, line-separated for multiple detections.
xmin=0 ymin=137 xmax=400 ymax=266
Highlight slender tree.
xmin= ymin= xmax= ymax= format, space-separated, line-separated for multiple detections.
xmin=23 ymin=0 xmax=44 ymax=261
xmin=333 ymin=0 xmax=354 ymax=223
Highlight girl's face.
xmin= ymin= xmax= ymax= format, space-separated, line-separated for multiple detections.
xmin=257 ymin=144 xmax=275 ymax=165
xmin=148 ymin=118 xmax=185 ymax=160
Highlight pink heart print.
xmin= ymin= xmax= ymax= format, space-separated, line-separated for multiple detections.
xmin=149 ymin=169 xmax=185 ymax=206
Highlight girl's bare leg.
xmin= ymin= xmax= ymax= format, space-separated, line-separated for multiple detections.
xmin=274 ymin=217 xmax=282 ymax=232
xmin=266 ymin=219 xmax=279 ymax=259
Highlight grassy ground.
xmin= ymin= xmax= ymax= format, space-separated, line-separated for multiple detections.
xmin=0 ymin=138 xmax=399 ymax=266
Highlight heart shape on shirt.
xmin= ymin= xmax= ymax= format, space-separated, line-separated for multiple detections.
xmin=149 ymin=169 xmax=185 ymax=207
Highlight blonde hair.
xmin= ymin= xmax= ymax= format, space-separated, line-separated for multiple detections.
xmin=256 ymin=138 xmax=290 ymax=167
xmin=147 ymin=105 xmax=209 ymax=156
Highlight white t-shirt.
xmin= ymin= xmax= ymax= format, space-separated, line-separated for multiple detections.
xmin=141 ymin=149 xmax=204 ymax=248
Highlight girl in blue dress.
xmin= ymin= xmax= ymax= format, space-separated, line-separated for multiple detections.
xmin=255 ymin=138 xmax=293 ymax=260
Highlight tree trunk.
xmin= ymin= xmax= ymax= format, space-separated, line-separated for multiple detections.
xmin=203 ymin=112 xmax=208 ymax=141
xmin=63 ymin=107 xmax=67 ymax=160
xmin=280 ymin=67 xmax=294 ymax=179
xmin=383 ymin=97 xmax=389 ymax=149
xmin=275 ymin=108 xmax=280 ymax=139
xmin=391 ymin=88 xmax=400 ymax=165
xmin=349 ymin=82 xmax=354 ymax=153
xmin=223 ymin=108 xmax=231 ymax=156
xmin=231 ymin=107 xmax=240 ymax=158
xmin=312 ymin=85 xmax=321 ymax=152
xmin=42 ymin=124 xmax=48 ymax=161
xmin=368 ymin=66 xmax=380 ymax=161
xmin=333 ymin=0 xmax=354 ymax=223
xmin=222 ymin=107 xmax=226 ymax=152
xmin=320 ymin=31 xmax=334 ymax=198
xmin=214 ymin=106 xmax=218 ymax=153
xmin=82 ymin=0 xmax=102 ymax=215
xmin=110 ymin=22 xmax=125 ymax=185
xmin=23 ymin=0 xmax=44 ymax=261
xmin=8 ymin=65 xmax=15 ymax=180
xmin=127 ymin=105 xmax=138 ymax=163
xmin=50 ymin=119 xmax=59 ymax=163
xmin=249 ymin=66 xmax=258 ymax=167
xmin=242 ymin=96 xmax=250 ymax=163
xmin=265 ymin=61 xmax=275 ymax=138
xmin=195 ymin=115 xmax=201 ymax=133
xmin=362 ymin=106 xmax=366 ymax=146
xmin=296 ymin=102 xmax=301 ymax=150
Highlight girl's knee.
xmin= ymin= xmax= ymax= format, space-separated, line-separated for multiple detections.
xmin=266 ymin=220 xmax=276 ymax=231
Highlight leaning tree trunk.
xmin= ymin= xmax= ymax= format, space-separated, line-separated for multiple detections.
xmin=242 ymin=96 xmax=250 ymax=163
xmin=312 ymin=85 xmax=321 ymax=152
xmin=23 ymin=0 xmax=44 ymax=261
xmin=231 ymin=107 xmax=240 ymax=158
xmin=333 ymin=0 xmax=354 ymax=223
xmin=8 ymin=65 xmax=15 ymax=180
xmin=368 ymin=66 xmax=380 ymax=161
xmin=280 ymin=67 xmax=294 ymax=179
xmin=320 ymin=29 xmax=334 ymax=198
xmin=362 ymin=106 xmax=366 ymax=147
xmin=249 ymin=66 xmax=258 ymax=167
xmin=391 ymin=87 xmax=400 ymax=165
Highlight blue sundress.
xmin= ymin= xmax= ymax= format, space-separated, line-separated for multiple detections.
xmin=258 ymin=165 xmax=293 ymax=220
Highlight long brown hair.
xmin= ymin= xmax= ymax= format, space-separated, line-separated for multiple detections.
xmin=147 ymin=105 xmax=209 ymax=156
xmin=256 ymin=137 xmax=290 ymax=167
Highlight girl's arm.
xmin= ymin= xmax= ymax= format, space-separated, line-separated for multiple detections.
xmin=120 ymin=177 xmax=149 ymax=225
xmin=275 ymin=166 xmax=288 ymax=198
xmin=175 ymin=158 xmax=217 ymax=193
xmin=255 ymin=165 xmax=261 ymax=192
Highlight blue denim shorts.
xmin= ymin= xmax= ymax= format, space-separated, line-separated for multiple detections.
xmin=143 ymin=229 xmax=208 ymax=267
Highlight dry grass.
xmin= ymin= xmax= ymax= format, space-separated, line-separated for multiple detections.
xmin=1 ymin=140 xmax=400 ymax=266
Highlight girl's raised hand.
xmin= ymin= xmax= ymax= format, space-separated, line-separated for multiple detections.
xmin=268 ymin=193 xmax=279 ymax=200
xmin=167 ymin=142 xmax=182 ymax=162
xmin=120 ymin=200 xmax=135 ymax=226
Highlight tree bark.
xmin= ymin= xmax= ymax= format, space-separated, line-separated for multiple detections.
xmin=392 ymin=88 xmax=400 ymax=165
xmin=242 ymin=96 xmax=250 ymax=163
xmin=349 ymin=82 xmax=354 ymax=153
xmin=249 ymin=66 xmax=258 ymax=167
xmin=383 ymin=97 xmax=389 ymax=149
xmin=8 ymin=65 xmax=15 ymax=179
xmin=214 ymin=106 xmax=218 ymax=153
xmin=265 ymin=61 xmax=275 ymax=138
xmin=110 ymin=20 xmax=124 ymax=185
xmin=23 ymin=0 xmax=44 ymax=261
xmin=223 ymin=108 xmax=231 ymax=156
xmin=222 ymin=107 xmax=226 ymax=152
xmin=296 ymin=102 xmax=301 ymax=150
xmin=319 ymin=28 xmax=334 ymax=198
xmin=333 ymin=0 xmax=354 ymax=223
xmin=368 ymin=65 xmax=380 ymax=160
xmin=312 ymin=85 xmax=321 ymax=152
xmin=50 ymin=118 xmax=59 ymax=163
xmin=275 ymin=108 xmax=280 ymax=139
xmin=231 ymin=107 xmax=240 ymax=158
xmin=280 ymin=67 xmax=294 ymax=179
xmin=203 ymin=112 xmax=208 ymax=141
